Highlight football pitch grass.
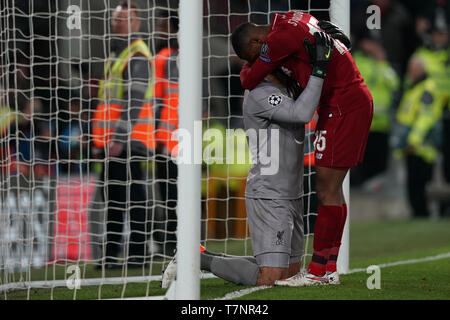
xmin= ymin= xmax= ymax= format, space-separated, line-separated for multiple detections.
xmin=2 ymin=218 xmax=450 ymax=300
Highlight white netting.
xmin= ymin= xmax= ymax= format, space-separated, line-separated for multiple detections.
xmin=0 ymin=0 xmax=336 ymax=299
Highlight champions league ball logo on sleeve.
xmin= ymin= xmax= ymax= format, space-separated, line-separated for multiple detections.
xmin=259 ymin=42 xmax=271 ymax=62
xmin=268 ymin=94 xmax=282 ymax=107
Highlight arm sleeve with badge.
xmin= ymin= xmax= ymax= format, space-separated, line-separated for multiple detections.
xmin=248 ymin=75 xmax=323 ymax=124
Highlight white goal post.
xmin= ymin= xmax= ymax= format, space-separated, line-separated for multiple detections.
xmin=175 ymin=0 xmax=203 ymax=300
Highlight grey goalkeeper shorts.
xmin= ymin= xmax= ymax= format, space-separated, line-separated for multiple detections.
xmin=246 ymin=197 xmax=304 ymax=268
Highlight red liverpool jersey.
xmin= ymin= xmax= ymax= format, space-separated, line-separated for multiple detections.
xmin=240 ymin=11 xmax=372 ymax=114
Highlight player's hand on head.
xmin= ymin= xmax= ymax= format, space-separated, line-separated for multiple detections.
xmin=318 ymin=20 xmax=352 ymax=50
xmin=314 ymin=32 xmax=334 ymax=63
xmin=303 ymin=31 xmax=334 ymax=79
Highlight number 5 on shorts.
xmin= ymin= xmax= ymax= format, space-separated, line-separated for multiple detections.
xmin=313 ymin=130 xmax=327 ymax=152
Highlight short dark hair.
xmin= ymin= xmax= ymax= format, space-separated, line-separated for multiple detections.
xmin=119 ymin=1 xmax=140 ymax=18
xmin=231 ymin=22 xmax=253 ymax=59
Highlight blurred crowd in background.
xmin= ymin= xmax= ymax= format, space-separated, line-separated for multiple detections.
xmin=0 ymin=0 xmax=449 ymax=220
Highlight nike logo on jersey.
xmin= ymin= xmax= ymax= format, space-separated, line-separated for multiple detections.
xmin=325 ymin=47 xmax=331 ymax=59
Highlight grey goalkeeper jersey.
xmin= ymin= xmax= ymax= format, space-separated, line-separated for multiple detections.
xmin=243 ymin=75 xmax=324 ymax=199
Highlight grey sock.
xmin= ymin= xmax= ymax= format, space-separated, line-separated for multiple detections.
xmin=209 ymin=256 xmax=260 ymax=286
xmin=200 ymin=252 xmax=214 ymax=270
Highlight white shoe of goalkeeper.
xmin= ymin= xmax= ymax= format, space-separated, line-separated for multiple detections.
xmin=161 ymin=254 xmax=177 ymax=289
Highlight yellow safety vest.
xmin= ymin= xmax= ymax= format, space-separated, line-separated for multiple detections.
xmin=93 ymin=39 xmax=155 ymax=150
xmin=395 ymin=77 xmax=446 ymax=162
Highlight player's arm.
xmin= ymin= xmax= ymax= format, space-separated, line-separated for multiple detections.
xmin=240 ymin=31 xmax=300 ymax=90
xmin=248 ymin=76 xmax=323 ymax=124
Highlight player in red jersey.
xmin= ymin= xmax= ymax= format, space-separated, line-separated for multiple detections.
xmin=231 ymin=11 xmax=373 ymax=285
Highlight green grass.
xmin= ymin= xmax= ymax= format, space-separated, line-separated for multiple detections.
xmin=347 ymin=219 xmax=450 ymax=268
xmin=233 ymin=258 xmax=450 ymax=300
xmin=2 ymin=218 xmax=450 ymax=300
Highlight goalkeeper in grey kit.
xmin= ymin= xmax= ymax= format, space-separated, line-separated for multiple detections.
xmin=161 ymin=30 xmax=334 ymax=287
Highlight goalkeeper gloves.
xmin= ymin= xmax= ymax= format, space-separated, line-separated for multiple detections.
xmin=318 ymin=20 xmax=352 ymax=50
xmin=303 ymin=32 xmax=334 ymax=79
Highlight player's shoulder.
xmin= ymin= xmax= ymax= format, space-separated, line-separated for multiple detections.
xmin=247 ymin=80 xmax=284 ymax=101
xmin=244 ymin=80 xmax=286 ymax=112
xmin=266 ymin=12 xmax=310 ymax=47
xmin=271 ymin=11 xmax=311 ymax=31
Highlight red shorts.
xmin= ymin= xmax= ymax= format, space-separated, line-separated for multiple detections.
xmin=313 ymin=101 xmax=373 ymax=169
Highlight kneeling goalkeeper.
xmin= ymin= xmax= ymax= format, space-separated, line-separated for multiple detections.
xmin=162 ymin=31 xmax=333 ymax=287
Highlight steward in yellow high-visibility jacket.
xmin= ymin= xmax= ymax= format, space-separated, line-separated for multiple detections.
xmin=413 ymin=19 xmax=450 ymax=185
xmin=93 ymin=37 xmax=156 ymax=156
xmin=92 ymin=2 xmax=154 ymax=268
xmin=393 ymin=75 xmax=446 ymax=164
xmin=391 ymin=55 xmax=447 ymax=217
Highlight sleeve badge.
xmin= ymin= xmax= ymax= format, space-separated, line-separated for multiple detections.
xmin=268 ymin=94 xmax=282 ymax=106
xmin=259 ymin=42 xmax=271 ymax=62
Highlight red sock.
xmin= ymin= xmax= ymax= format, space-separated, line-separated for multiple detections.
xmin=308 ymin=205 xmax=342 ymax=276
xmin=325 ymin=203 xmax=347 ymax=273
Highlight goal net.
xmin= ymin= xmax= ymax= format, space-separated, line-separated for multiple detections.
xmin=0 ymin=0 xmax=348 ymax=299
